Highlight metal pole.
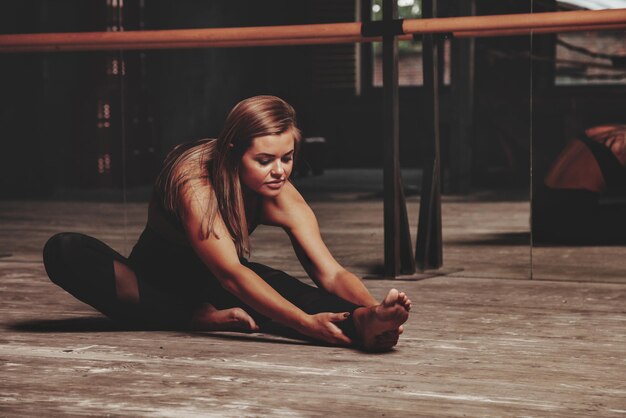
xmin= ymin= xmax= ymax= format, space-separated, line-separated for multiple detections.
xmin=382 ymin=0 xmax=416 ymax=277
xmin=382 ymin=0 xmax=401 ymax=277
xmin=415 ymin=0 xmax=443 ymax=270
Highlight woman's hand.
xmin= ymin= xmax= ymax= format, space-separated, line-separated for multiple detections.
xmin=299 ymin=312 xmax=353 ymax=346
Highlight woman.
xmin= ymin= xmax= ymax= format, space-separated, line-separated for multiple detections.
xmin=533 ymin=124 xmax=626 ymax=244
xmin=43 ymin=95 xmax=411 ymax=351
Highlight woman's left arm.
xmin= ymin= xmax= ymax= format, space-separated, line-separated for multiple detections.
xmin=264 ymin=183 xmax=378 ymax=307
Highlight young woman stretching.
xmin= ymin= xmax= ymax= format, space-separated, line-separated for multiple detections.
xmin=43 ymin=95 xmax=411 ymax=351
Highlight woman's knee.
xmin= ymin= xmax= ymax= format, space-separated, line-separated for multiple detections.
xmin=43 ymin=233 xmax=79 ymax=285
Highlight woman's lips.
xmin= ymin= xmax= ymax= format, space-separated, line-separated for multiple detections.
xmin=265 ymin=180 xmax=285 ymax=189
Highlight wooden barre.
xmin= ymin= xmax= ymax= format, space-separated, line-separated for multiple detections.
xmin=1 ymin=24 xmax=624 ymax=53
xmin=402 ymin=8 xmax=626 ymax=34
xmin=0 ymin=35 xmax=395 ymax=53
xmin=0 ymin=8 xmax=624 ymax=52
xmin=456 ymin=23 xmax=626 ymax=37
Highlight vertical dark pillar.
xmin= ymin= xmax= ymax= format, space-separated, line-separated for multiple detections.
xmin=449 ymin=0 xmax=475 ymax=193
xmin=382 ymin=0 xmax=416 ymax=276
xmin=415 ymin=0 xmax=443 ymax=270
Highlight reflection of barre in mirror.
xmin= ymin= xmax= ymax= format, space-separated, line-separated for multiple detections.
xmin=0 ymin=9 xmax=626 ymax=52
xmin=42 ymin=96 xmax=411 ymax=352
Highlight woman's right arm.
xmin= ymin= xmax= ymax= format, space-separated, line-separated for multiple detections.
xmin=180 ymin=183 xmax=351 ymax=345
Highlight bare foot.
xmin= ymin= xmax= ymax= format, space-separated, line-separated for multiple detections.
xmin=374 ymin=328 xmax=404 ymax=348
xmin=190 ymin=304 xmax=260 ymax=332
xmin=353 ymin=289 xmax=410 ymax=352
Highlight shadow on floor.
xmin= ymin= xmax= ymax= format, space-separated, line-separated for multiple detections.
xmin=448 ymin=231 xmax=626 ymax=247
xmin=7 ymin=317 xmax=354 ymax=350
xmin=355 ymin=262 xmax=461 ymax=280
xmin=8 ymin=317 xmax=141 ymax=333
xmin=447 ymin=232 xmax=531 ymax=246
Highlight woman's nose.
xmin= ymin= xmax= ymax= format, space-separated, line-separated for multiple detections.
xmin=271 ymin=161 xmax=285 ymax=176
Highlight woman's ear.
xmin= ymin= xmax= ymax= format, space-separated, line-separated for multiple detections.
xmin=228 ymin=143 xmax=234 ymax=148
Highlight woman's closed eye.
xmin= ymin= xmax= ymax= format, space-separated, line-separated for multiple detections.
xmin=258 ymin=156 xmax=293 ymax=166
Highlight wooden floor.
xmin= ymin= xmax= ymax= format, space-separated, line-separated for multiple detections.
xmin=1 ymin=173 xmax=625 ymax=416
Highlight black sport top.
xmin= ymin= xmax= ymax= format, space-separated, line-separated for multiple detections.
xmin=128 ymin=190 xmax=217 ymax=303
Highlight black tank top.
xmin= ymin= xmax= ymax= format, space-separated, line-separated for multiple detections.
xmin=128 ymin=186 xmax=260 ymax=301
xmin=127 ymin=190 xmax=210 ymax=301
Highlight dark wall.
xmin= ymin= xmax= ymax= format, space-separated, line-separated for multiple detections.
xmin=143 ymin=1 xmax=311 ymax=156
xmin=0 ymin=1 xmax=108 ymax=197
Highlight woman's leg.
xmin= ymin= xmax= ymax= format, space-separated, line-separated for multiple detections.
xmin=43 ymin=232 xmax=128 ymax=321
xmin=206 ymin=262 xmax=360 ymax=339
xmin=212 ymin=262 xmax=409 ymax=350
xmin=42 ymin=233 xmax=257 ymax=330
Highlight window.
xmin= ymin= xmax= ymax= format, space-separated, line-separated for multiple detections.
xmin=555 ymin=0 xmax=626 ymax=85
xmin=555 ymin=31 xmax=626 ymax=85
xmin=310 ymin=0 xmax=359 ymax=92
xmin=369 ymin=0 xmax=450 ymax=87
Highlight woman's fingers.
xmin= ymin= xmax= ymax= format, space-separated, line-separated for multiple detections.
xmin=313 ymin=312 xmax=353 ymax=345
xmin=330 ymin=315 xmax=353 ymax=345
xmin=335 ymin=334 xmax=352 ymax=345
xmin=329 ymin=312 xmax=351 ymax=322
xmin=248 ymin=317 xmax=260 ymax=331
xmin=329 ymin=323 xmax=352 ymax=345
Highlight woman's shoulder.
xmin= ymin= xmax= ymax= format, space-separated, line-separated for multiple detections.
xmin=157 ymin=138 xmax=216 ymax=216
xmin=260 ymin=182 xmax=310 ymax=228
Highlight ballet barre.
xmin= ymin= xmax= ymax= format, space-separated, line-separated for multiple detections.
xmin=0 ymin=9 xmax=625 ymax=52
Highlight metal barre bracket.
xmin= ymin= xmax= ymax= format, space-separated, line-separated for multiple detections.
xmin=411 ymin=32 xmax=452 ymax=42
xmin=361 ymin=19 xmax=405 ymax=37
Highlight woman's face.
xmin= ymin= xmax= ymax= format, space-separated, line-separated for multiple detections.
xmin=239 ymin=129 xmax=295 ymax=197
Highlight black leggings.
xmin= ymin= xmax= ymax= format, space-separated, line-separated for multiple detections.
xmin=42 ymin=233 xmax=360 ymax=339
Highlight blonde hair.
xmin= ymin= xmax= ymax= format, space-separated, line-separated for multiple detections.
xmin=156 ymin=95 xmax=301 ymax=257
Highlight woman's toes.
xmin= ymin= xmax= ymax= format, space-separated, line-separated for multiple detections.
xmin=230 ymin=308 xmax=246 ymax=321
xmin=383 ymin=288 xmax=400 ymax=306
